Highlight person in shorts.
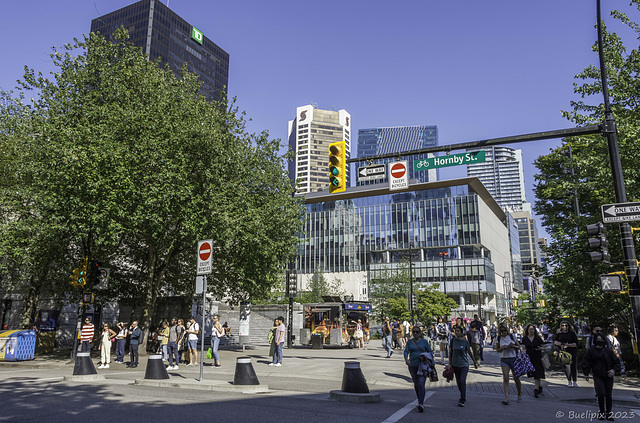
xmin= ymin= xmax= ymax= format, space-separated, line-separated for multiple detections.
xmin=495 ymin=323 xmax=521 ymax=404
xmin=187 ymin=316 xmax=200 ymax=366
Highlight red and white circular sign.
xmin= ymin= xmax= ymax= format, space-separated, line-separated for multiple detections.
xmin=198 ymin=242 xmax=211 ymax=261
xmin=390 ymin=163 xmax=407 ymax=179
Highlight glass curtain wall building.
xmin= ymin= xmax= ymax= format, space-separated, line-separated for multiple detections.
xmin=356 ymin=126 xmax=439 ymax=186
xmin=297 ymin=178 xmax=514 ymax=321
xmin=90 ymin=0 xmax=229 ymax=102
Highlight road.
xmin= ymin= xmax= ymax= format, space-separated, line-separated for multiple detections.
xmin=0 ymin=343 xmax=638 ymax=422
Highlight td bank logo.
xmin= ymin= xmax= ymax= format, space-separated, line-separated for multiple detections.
xmin=191 ymin=27 xmax=203 ymax=45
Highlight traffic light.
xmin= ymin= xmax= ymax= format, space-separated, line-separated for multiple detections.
xmin=329 ymin=141 xmax=346 ymax=193
xmin=512 ymin=299 xmax=518 ymax=308
xmin=70 ymin=268 xmax=81 ymax=287
xmin=408 ymin=293 xmax=417 ymax=310
xmin=78 ymin=257 xmax=88 ymax=286
xmin=88 ymin=261 xmax=102 ymax=286
xmin=82 ymin=292 xmax=94 ymax=305
xmin=587 ymin=222 xmax=610 ymax=263
xmin=599 ymin=273 xmax=624 ymax=292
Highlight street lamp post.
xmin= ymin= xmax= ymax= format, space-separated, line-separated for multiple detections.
xmin=438 ymin=252 xmax=449 ymax=296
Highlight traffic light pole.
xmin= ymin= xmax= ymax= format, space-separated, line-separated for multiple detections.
xmin=597 ymin=0 xmax=640 ymax=361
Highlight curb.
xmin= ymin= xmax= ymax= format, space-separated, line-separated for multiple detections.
xmin=134 ymin=379 xmax=269 ymax=393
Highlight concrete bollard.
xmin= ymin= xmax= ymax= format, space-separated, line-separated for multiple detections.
xmin=73 ymin=352 xmax=97 ymax=375
xmin=341 ymin=361 xmax=370 ymax=393
xmin=330 ymin=361 xmax=380 ymax=403
xmin=144 ymin=354 xmax=169 ymax=380
xmin=233 ymin=357 xmax=260 ymax=385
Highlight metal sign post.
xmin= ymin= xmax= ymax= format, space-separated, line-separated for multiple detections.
xmin=196 ymin=240 xmax=212 ymax=382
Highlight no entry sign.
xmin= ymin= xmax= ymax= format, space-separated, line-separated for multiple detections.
xmin=197 ymin=239 xmax=213 ymax=275
xmin=389 ymin=161 xmax=409 ymax=191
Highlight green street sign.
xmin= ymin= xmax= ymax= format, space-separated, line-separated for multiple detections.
xmin=414 ymin=150 xmax=485 ymax=171
xmin=191 ymin=27 xmax=204 ymax=45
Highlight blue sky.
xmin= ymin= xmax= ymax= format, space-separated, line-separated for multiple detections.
xmin=2 ymin=0 xmax=637 ymax=237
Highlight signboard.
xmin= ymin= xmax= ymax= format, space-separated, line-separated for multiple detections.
xmin=414 ymin=150 xmax=485 ymax=171
xmin=191 ymin=27 xmax=204 ymax=45
xmin=601 ymin=202 xmax=640 ymax=223
xmin=344 ymin=303 xmax=373 ymax=311
xmin=197 ymin=239 xmax=213 ymax=275
xmin=357 ymin=164 xmax=386 ymax=182
xmin=600 ymin=274 xmax=623 ymax=292
xmin=389 ymin=161 xmax=408 ymax=191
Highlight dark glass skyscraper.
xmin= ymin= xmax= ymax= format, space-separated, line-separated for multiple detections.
xmin=91 ymin=0 xmax=229 ymax=102
xmin=355 ymin=126 xmax=439 ymax=186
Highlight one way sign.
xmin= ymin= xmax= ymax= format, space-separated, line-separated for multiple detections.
xmin=601 ymin=202 xmax=640 ymax=223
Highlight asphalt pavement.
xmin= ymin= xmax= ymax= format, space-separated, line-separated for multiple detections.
xmin=1 ymin=341 xmax=639 ymax=422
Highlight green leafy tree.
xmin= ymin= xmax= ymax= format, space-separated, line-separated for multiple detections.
xmin=0 ymin=29 xmax=304 ymax=340
xmin=534 ymin=2 xmax=640 ymax=331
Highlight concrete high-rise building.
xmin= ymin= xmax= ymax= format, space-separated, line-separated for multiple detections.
xmin=90 ymin=0 xmax=229 ymax=102
xmin=288 ymin=105 xmax=351 ymax=194
xmin=356 ymin=126 xmax=439 ymax=186
xmin=466 ymin=146 xmax=527 ymax=213
xmin=512 ymin=210 xmax=542 ymax=296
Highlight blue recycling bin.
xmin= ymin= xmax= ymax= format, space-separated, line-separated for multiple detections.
xmin=0 ymin=330 xmax=36 ymax=361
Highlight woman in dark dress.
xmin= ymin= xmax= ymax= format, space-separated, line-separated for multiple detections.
xmin=582 ymin=333 xmax=621 ymax=421
xmin=553 ymin=320 xmax=579 ymax=387
xmin=522 ymin=324 xmax=545 ymax=397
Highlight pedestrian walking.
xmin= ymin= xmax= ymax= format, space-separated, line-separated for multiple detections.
xmin=607 ymin=326 xmax=629 ymax=383
xmin=582 ymin=333 xmax=621 ymax=421
xmin=80 ymin=317 xmax=94 ymax=352
xmin=269 ymin=316 xmax=286 ymax=366
xmin=186 ymin=316 xmax=200 ymax=366
xmin=98 ymin=323 xmax=117 ymax=369
xmin=211 ymin=314 xmax=223 ymax=368
xmin=553 ymin=320 xmax=579 ymax=387
xmin=467 ymin=315 xmax=483 ymax=367
xmin=114 ymin=322 xmax=128 ymax=364
xmin=495 ymin=323 xmax=522 ymax=404
xmin=382 ymin=317 xmax=393 ymax=358
xmin=489 ymin=324 xmax=497 ymax=345
xmin=403 ymin=325 xmax=433 ymax=413
xmin=522 ymin=324 xmax=545 ymax=397
xmin=436 ymin=316 xmax=449 ymax=364
xmin=397 ymin=319 xmax=406 ymax=349
xmin=448 ymin=325 xmax=476 ymax=407
xmin=127 ymin=321 xmax=141 ymax=368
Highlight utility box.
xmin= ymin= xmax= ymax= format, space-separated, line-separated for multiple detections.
xmin=0 ymin=330 xmax=36 ymax=361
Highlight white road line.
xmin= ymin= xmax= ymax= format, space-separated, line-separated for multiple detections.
xmin=381 ymin=391 xmax=434 ymax=423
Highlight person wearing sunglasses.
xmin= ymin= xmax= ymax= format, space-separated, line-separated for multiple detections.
xmin=404 ymin=326 xmax=434 ymax=413
xmin=80 ymin=317 xmax=95 ymax=352
xmin=553 ymin=320 xmax=579 ymax=387
xmin=495 ymin=324 xmax=522 ymax=404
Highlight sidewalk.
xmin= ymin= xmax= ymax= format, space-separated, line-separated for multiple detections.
xmin=2 ymin=343 xmax=639 ymax=408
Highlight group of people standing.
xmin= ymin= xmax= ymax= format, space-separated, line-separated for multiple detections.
xmin=80 ymin=315 xmax=213 ymax=370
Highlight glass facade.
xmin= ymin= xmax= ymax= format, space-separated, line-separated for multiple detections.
xmin=297 ymin=184 xmax=501 ymax=297
xmin=355 ymin=126 xmax=439 ymax=186
xmin=90 ymin=0 xmax=229 ymax=102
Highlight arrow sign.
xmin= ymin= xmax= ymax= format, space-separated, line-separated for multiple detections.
xmin=601 ymin=202 xmax=640 ymax=223
xmin=197 ymin=239 xmax=213 ymax=275
xmin=357 ymin=164 xmax=385 ymax=181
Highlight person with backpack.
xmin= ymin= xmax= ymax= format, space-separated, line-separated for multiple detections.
xmin=582 ymin=333 xmax=621 ymax=421
xmin=495 ymin=323 xmax=522 ymax=404
xmin=448 ymin=325 xmax=477 ymax=407
xmin=404 ymin=325 xmax=434 ymax=413
xmin=553 ymin=320 xmax=579 ymax=387
xmin=435 ymin=316 xmax=449 ymax=364
xmin=166 ymin=318 xmax=183 ymax=370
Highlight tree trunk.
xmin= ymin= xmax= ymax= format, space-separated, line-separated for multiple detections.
xmin=21 ymin=280 xmax=39 ymax=329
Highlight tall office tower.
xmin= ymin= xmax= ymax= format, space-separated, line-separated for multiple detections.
xmin=466 ymin=146 xmax=528 ymax=213
xmin=90 ymin=0 xmax=229 ymax=102
xmin=512 ymin=210 xmax=542 ymax=296
xmin=288 ymin=105 xmax=351 ymax=194
xmin=356 ymin=126 xmax=439 ymax=186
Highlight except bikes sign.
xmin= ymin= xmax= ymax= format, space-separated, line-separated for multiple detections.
xmin=414 ymin=150 xmax=485 ymax=171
